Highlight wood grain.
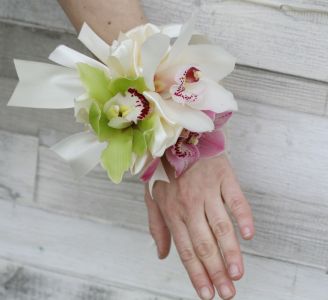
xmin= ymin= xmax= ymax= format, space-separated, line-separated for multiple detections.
xmin=1 ymin=0 xmax=328 ymax=81
xmin=0 ymin=130 xmax=38 ymax=202
xmin=0 ymin=259 xmax=176 ymax=300
xmin=0 ymin=199 xmax=327 ymax=300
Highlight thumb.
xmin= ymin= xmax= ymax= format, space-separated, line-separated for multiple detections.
xmin=144 ymin=184 xmax=171 ymax=259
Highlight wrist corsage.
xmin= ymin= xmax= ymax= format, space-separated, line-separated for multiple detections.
xmin=8 ymin=15 xmax=237 ymax=197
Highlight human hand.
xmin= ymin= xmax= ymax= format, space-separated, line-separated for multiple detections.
xmin=144 ymin=154 xmax=255 ymax=300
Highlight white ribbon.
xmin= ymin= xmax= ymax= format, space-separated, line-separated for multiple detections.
xmin=8 ymin=60 xmax=83 ymax=109
xmin=51 ymin=131 xmax=107 ymax=178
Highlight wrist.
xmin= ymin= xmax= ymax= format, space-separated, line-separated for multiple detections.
xmin=59 ymin=0 xmax=146 ymax=44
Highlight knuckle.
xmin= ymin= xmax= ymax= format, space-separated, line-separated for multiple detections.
xmin=194 ymin=240 xmax=216 ymax=259
xmin=212 ymin=220 xmax=232 ymax=239
xmin=209 ymin=268 xmax=226 ymax=282
xmin=224 ymin=250 xmax=240 ymax=262
xmin=189 ymin=272 xmax=208 ymax=288
xmin=230 ymin=197 xmax=245 ymax=216
xmin=179 ymin=247 xmax=195 ymax=263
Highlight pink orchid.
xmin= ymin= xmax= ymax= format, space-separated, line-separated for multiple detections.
xmin=141 ymin=111 xmax=232 ymax=181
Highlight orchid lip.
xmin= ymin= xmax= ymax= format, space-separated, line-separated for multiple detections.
xmin=172 ymin=133 xmax=200 ymax=158
xmin=170 ymin=66 xmax=205 ymax=105
xmin=103 ymin=87 xmax=151 ymax=129
xmin=127 ymin=88 xmax=150 ymax=120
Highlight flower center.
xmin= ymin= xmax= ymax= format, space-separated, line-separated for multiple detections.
xmin=103 ymin=88 xmax=151 ymax=129
xmin=172 ymin=131 xmax=201 ymax=158
xmin=170 ymin=66 xmax=205 ymax=105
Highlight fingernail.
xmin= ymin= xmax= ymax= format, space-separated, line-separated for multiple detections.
xmin=228 ymin=264 xmax=240 ymax=278
xmin=242 ymin=226 xmax=252 ymax=238
xmin=199 ymin=286 xmax=212 ymax=300
xmin=220 ymin=284 xmax=233 ymax=299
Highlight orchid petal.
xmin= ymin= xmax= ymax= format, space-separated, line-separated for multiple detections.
xmin=143 ymin=91 xmax=214 ymax=132
xmin=108 ymin=117 xmax=131 ymax=129
xmin=48 ymin=45 xmax=108 ymax=71
xmin=140 ymin=158 xmax=160 ymax=182
xmin=214 ymin=111 xmax=233 ymax=129
xmin=181 ymin=44 xmax=236 ymax=81
xmin=161 ymin=15 xmax=196 ymax=69
xmin=148 ymin=159 xmax=170 ymax=199
xmin=151 ymin=116 xmax=174 ymax=157
xmin=125 ymin=23 xmax=161 ymax=46
xmin=138 ymin=112 xmax=181 ymax=157
xmin=160 ymin=24 xmax=182 ymax=38
xmin=88 ymin=102 xmax=113 ymax=141
xmin=197 ymin=130 xmax=225 ymax=158
xmin=101 ymin=127 xmax=133 ymax=183
xmin=187 ymin=78 xmax=237 ymax=113
xmin=141 ymin=33 xmax=170 ymax=91
xmin=203 ymin=110 xmax=216 ymax=121
xmin=51 ymin=131 xmax=107 ymax=178
xmin=110 ymin=39 xmax=138 ymax=78
xmin=78 ymin=23 xmax=110 ymax=64
xmin=74 ymin=93 xmax=92 ymax=123
xmin=130 ymin=152 xmax=150 ymax=175
xmin=166 ymin=144 xmax=199 ymax=177
xmin=8 ymin=60 xmax=83 ymax=109
xmin=133 ymin=128 xmax=147 ymax=156
xmin=77 ymin=63 xmax=112 ymax=106
xmin=160 ymin=24 xmax=204 ymax=41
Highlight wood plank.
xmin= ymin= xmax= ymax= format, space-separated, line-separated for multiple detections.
xmin=2 ymin=0 xmax=328 ymax=81
xmin=0 ymin=130 xmax=38 ymax=202
xmin=0 ymin=21 xmax=88 ymax=79
xmin=222 ymin=65 xmax=328 ymax=117
xmin=227 ymin=100 xmax=328 ymax=267
xmin=36 ymin=144 xmax=147 ymax=231
xmin=0 ymin=200 xmax=327 ymax=300
xmin=142 ymin=0 xmax=328 ymax=82
xmin=0 ymin=259 xmax=176 ymax=300
xmin=0 ymin=0 xmax=74 ymax=32
xmin=34 ymin=99 xmax=328 ymax=269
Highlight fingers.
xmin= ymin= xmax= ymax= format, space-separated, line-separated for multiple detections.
xmin=221 ymin=175 xmax=255 ymax=240
xmin=169 ymin=218 xmax=215 ymax=300
xmin=205 ymin=196 xmax=243 ymax=281
xmin=144 ymin=186 xmax=171 ymax=259
xmin=184 ymin=209 xmax=236 ymax=300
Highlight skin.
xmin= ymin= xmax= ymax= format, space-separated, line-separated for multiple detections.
xmin=58 ymin=1 xmax=255 ymax=299
xmin=58 ymin=0 xmax=146 ymax=44
xmin=145 ymin=154 xmax=255 ymax=300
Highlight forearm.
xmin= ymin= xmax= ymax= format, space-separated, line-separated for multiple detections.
xmin=58 ymin=0 xmax=146 ymax=44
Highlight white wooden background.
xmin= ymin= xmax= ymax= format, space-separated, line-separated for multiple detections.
xmin=0 ymin=0 xmax=328 ymax=299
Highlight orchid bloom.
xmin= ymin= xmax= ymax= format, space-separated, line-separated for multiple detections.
xmin=141 ymin=112 xmax=232 ymax=189
xmin=165 ymin=111 xmax=232 ymax=177
xmin=7 ymin=15 xmax=237 ymax=188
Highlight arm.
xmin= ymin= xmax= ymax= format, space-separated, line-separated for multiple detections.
xmin=58 ymin=0 xmax=146 ymax=43
xmin=58 ymin=2 xmax=255 ymax=299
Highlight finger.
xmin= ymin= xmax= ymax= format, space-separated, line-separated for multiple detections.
xmin=144 ymin=185 xmax=171 ymax=259
xmin=205 ymin=196 xmax=243 ymax=281
xmin=184 ymin=208 xmax=236 ymax=300
xmin=221 ymin=175 xmax=255 ymax=240
xmin=169 ymin=218 xmax=215 ymax=300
